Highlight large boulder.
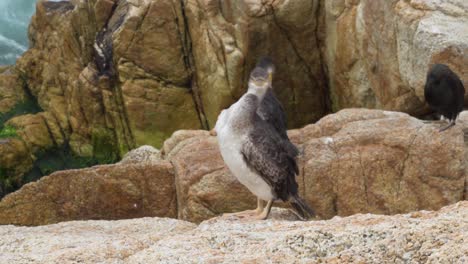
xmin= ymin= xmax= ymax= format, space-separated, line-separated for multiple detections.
xmin=169 ymin=109 xmax=465 ymax=222
xmin=297 ymin=109 xmax=465 ymax=219
xmin=320 ymin=0 xmax=468 ymax=113
xmin=0 ymin=146 xmax=176 ymax=226
xmin=0 ymin=202 xmax=466 ymax=263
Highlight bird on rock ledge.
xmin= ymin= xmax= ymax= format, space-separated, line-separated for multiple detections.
xmin=213 ymin=58 xmax=314 ymax=220
xmin=424 ymin=63 xmax=465 ymax=132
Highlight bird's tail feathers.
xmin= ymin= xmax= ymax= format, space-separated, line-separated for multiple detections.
xmin=290 ymin=195 xmax=315 ymax=220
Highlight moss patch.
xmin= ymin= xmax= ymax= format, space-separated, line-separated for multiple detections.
xmin=0 ymin=167 xmax=16 ymax=198
xmin=0 ymin=98 xmax=42 ymax=128
xmin=0 ymin=125 xmax=17 ymax=139
xmin=91 ymin=128 xmax=120 ymax=164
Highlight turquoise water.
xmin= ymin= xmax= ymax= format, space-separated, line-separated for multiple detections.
xmin=0 ymin=0 xmax=37 ymax=65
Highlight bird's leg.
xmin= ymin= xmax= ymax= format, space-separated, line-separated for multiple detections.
xmin=253 ymin=200 xmax=274 ymax=220
xmin=439 ymin=119 xmax=456 ymax=132
xmin=223 ymin=198 xmax=264 ymax=217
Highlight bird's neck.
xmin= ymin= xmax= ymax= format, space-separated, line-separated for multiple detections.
xmin=228 ymin=93 xmax=259 ymax=132
xmin=247 ymin=84 xmax=268 ymax=102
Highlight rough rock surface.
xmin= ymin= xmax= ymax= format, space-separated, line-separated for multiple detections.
xmin=0 ymin=202 xmax=466 ymax=263
xmin=0 ymin=218 xmax=196 ymax=264
xmin=185 ymin=0 xmax=328 ymax=127
xmin=320 ymin=0 xmax=468 ymax=113
xmin=0 ymin=67 xmax=24 ymax=114
xmin=0 ymin=146 xmax=176 ymax=226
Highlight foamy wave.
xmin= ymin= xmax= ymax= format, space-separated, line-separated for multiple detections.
xmin=0 ymin=53 xmax=19 ymax=61
xmin=0 ymin=34 xmax=27 ymax=52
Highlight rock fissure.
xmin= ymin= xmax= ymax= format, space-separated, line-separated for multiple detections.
xmin=179 ymin=0 xmax=210 ymax=130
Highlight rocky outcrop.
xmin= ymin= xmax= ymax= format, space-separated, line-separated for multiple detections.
xmin=12 ymin=0 xmax=329 ymax=160
xmin=0 ymin=202 xmax=466 ymax=263
xmin=0 ymin=67 xmax=24 ymax=114
xmin=0 ymin=147 xmax=176 ymax=226
xmin=1 ymin=109 xmax=465 ymax=225
xmin=320 ymin=0 xmax=468 ymax=113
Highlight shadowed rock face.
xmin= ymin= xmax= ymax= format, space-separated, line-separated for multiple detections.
xmin=1 ymin=109 xmax=466 ymax=226
xmin=42 ymin=1 xmax=75 ymax=13
xmin=0 ymin=202 xmax=466 ymax=263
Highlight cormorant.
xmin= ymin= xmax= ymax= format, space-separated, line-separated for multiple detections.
xmin=214 ymin=63 xmax=314 ymax=220
xmin=424 ymin=64 xmax=465 ymax=132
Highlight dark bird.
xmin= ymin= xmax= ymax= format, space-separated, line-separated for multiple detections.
xmin=214 ymin=63 xmax=314 ymax=220
xmin=424 ymin=64 xmax=465 ymax=132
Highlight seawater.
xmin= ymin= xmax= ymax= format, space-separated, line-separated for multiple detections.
xmin=0 ymin=0 xmax=36 ymax=65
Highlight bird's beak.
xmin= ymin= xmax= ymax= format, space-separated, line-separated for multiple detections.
xmin=268 ymin=72 xmax=273 ymax=84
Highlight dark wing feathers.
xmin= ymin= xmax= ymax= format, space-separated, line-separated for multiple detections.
xmin=241 ymin=119 xmax=299 ymax=201
xmin=258 ymin=89 xmax=288 ymax=139
xmin=258 ymin=89 xmax=299 ymax=157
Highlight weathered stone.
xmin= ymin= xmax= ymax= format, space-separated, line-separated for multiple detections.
xmin=6 ymin=113 xmax=59 ymax=155
xmin=0 ymin=157 xmax=177 ymax=226
xmin=119 ymin=145 xmax=161 ymax=165
xmin=0 ymin=112 xmax=64 ymax=197
xmin=161 ymin=130 xmax=210 ymax=159
xmin=0 ymin=218 xmax=196 ymax=264
xmin=300 ymin=109 xmax=464 ymax=219
xmin=0 ymin=68 xmax=25 ymax=114
xmin=169 ymin=109 xmax=465 ymax=222
xmin=0 ymin=139 xmax=33 ymax=197
xmin=120 ymin=76 xmax=201 ymax=148
xmin=455 ymin=111 xmax=468 ymax=200
xmin=114 ymin=0 xmax=202 ymax=148
xmin=320 ymin=0 xmax=468 ymax=114
xmin=0 ymin=202 xmax=466 ymax=263
xmin=185 ymin=0 xmax=328 ymax=128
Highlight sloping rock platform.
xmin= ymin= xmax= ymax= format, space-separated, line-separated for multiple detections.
xmin=0 ymin=202 xmax=466 ymax=263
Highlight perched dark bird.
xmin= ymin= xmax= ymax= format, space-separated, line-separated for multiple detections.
xmin=424 ymin=64 xmax=465 ymax=132
xmin=214 ymin=63 xmax=314 ymax=220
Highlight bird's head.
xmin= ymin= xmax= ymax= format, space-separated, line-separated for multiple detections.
xmin=256 ymin=56 xmax=275 ymax=86
xmin=248 ymin=66 xmax=270 ymax=99
xmin=247 ymin=57 xmax=276 ymax=98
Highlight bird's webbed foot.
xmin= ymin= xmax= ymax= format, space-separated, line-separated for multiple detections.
xmin=222 ymin=198 xmax=265 ymax=218
xmin=439 ymin=120 xmax=456 ymax=132
xmin=243 ymin=200 xmax=273 ymax=221
xmin=222 ymin=209 xmax=259 ymax=218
